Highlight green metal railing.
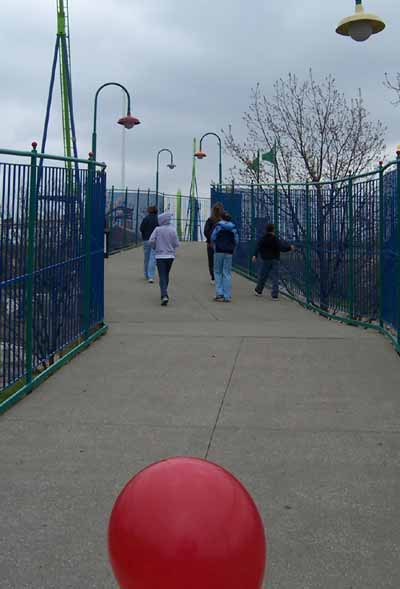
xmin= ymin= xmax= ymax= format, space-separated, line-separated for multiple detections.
xmin=212 ymin=154 xmax=400 ymax=354
xmin=0 ymin=145 xmax=108 ymax=414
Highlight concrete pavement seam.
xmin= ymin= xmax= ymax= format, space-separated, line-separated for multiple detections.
xmin=204 ymin=337 xmax=245 ymax=459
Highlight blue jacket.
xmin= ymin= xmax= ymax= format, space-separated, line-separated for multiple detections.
xmin=211 ymin=220 xmax=239 ymax=254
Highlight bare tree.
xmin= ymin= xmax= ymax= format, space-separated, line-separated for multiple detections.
xmin=223 ymin=70 xmax=386 ymax=184
xmin=222 ymin=71 xmax=386 ymax=312
xmin=384 ymin=72 xmax=400 ymax=106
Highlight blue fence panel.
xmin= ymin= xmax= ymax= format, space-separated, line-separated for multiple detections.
xmin=0 ymin=163 xmax=29 ymax=390
xmin=0 ymin=155 xmax=106 ymax=402
xmin=212 ymin=162 xmax=400 ymax=351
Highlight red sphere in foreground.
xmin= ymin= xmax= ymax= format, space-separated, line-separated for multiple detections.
xmin=108 ymin=457 xmax=266 ymax=589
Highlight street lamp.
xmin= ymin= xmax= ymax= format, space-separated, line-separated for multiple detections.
xmin=195 ymin=132 xmax=223 ymax=187
xmin=156 ymin=148 xmax=176 ymax=204
xmin=336 ymin=0 xmax=385 ymax=42
xmin=92 ymin=82 xmax=140 ymax=160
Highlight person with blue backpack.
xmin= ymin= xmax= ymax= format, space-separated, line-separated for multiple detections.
xmin=211 ymin=212 xmax=239 ymax=302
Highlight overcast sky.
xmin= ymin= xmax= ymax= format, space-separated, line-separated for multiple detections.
xmin=1 ymin=0 xmax=399 ymax=196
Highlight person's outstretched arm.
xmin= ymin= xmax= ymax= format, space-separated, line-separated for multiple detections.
xmin=278 ymin=238 xmax=293 ymax=253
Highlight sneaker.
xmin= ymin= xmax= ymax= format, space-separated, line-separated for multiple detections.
xmin=254 ymin=289 xmax=262 ymax=296
xmin=210 ymin=279 xmax=215 ymax=284
xmin=148 ymin=279 xmax=154 ymax=284
xmin=214 ymin=295 xmax=224 ymax=302
xmin=161 ymin=296 xmax=169 ymax=306
xmin=271 ymin=295 xmax=279 ymax=300
xmin=223 ymin=299 xmax=231 ymax=303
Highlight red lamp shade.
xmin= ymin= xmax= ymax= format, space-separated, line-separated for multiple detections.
xmin=195 ymin=150 xmax=207 ymax=160
xmin=118 ymin=114 xmax=141 ymax=130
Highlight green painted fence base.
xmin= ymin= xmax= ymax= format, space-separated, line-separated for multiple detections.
xmin=233 ymin=266 xmax=400 ymax=356
xmin=0 ymin=324 xmax=108 ymax=415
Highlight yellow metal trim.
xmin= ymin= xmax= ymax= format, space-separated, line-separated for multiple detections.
xmin=336 ymin=4 xmax=385 ymax=36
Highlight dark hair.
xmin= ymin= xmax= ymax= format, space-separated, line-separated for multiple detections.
xmin=222 ymin=212 xmax=232 ymax=221
xmin=266 ymin=223 xmax=275 ymax=233
xmin=148 ymin=205 xmax=158 ymax=214
xmin=210 ymin=202 xmax=224 ymax=223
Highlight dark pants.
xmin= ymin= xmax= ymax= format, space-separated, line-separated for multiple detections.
xmin=157 ymin=258 xmax=174 ymax=298
xmin=256 ymin=259 xmax=279 ymax=297
xmin=207 ymin=245 xmax=214 ymax=279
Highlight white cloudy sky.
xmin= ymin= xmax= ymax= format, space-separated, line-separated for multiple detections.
xmin=1 ymin=0 xmax=399 ymax=196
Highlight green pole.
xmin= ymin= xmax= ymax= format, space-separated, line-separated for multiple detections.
xmin=109 ymin=185 xmax=115 ymax=255
xmin=25 ymin=142 xmax=38 ymax=385
xmin=378 ymin=161 xmax=384 ymax=328
xmin=123 ymin=187 xmax=128 ymax=248
xmin=135 ymin=188 xmax=140 ymax=245
xmin=274 ymin=147 xmax=279 ymax=233
xmin=84 ymin=153 xmax=94 ymax=339
xmin=305 ymin=180 xmax=311 ymax=306
xmin=396 ymin=148 xmax=400 ymax=346
xmin=198 ymin=133 xmax=223 ymax=187
xmin=176 ymin=190 xmax=182 ymax=241
xmin=348 ymin=173 xmax=354 ymax=319
xmin=92 ymin=82 xmax=132 ymax=161
xmin=250 ymin=182 xmax=255 ymax=277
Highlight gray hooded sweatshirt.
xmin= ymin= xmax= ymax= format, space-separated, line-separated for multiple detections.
xmin=149 ymin=213 xmax=180 ymax=259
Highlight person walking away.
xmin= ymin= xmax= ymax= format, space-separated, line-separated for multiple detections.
xmin=140 ymin=206 xmax=158 ymax=283
xmin=204 ymin=202 xmax=224 ymax=284
xmin=211 ymin=212 xmax=239 ymax=303
xmin=149 ymin=212 xmax=180 ymax=306
xmin=252 ymin=223 xmax=294 ymax=299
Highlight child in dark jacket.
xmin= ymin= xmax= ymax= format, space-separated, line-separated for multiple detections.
xmin=252 ymin=223 xmax=294 ymax=299
xmin=211 ymin=212 xmax=239 ymax=302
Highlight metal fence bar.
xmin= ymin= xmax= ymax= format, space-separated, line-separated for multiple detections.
xmin=378 ymin=162 xmax=384 ymax=328
xmin=348 ymin=174 xmax=354 ymax=320
xmin=25 ymin=143 xmax=38 ymax=385
xmin=397 ymin=150 xmax=400 ymax=347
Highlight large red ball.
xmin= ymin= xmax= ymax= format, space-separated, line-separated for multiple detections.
xmin=108 ymin=457 xmax=266 ymax=589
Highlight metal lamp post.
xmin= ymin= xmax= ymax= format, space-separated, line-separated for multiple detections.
xmin=92 ymin=82 xmax=140 ymax=160
xmin=336 ymin=0 xmax=385 ymax=42
xmin=194 ymin=132 xmax=223 ymax=188
xmin=156 ymin=148 xmax=176 ymax=206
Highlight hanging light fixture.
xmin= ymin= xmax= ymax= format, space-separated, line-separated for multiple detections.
xmin=336 ymin=0 xmax=385 ymax=42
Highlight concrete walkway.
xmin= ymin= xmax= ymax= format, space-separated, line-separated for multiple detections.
xmin=1 ymin=243 xmax=400 ymax=588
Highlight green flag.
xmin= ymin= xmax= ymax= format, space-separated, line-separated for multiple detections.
xmin=262 ymin=148 xmax=275 ymax=164
xmin=247 ymin=153 xmax=260 ymax=173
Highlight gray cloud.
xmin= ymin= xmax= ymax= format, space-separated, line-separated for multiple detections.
xmin=1 ymin=0 xmax=399 ymax=196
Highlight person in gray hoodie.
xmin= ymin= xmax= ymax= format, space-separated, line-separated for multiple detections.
xmin=149 ymin=212 xmax=180 ymax=305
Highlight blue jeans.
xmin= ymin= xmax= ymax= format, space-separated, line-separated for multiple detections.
xmin=143 ymin=241 xmax=156 ymax=279
xmin=214 ymin=253 xmax=233 ymax=301
xmin=157 ymin=258 xmax=174 ymax=298
xmin=256 ymin=259 xmax=279 ymax=297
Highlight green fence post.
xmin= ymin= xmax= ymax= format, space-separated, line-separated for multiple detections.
xmin=123 ymin=187 xmax=128 ymax=249
xmin=25 ymin=142 xmax=38 ymax=386
xmin=84 ymin=152 xmax=94 ymax=340
xmin=109 ymin=185 xmax=115 ymax=255
xmin=274 ymin=176 xmax=279 ymax=234
xmin=249 ymin=182 xmax=255 ymax=277
xmin=396 ymin=148 xmax=400 ymax=347
xmin=378 ymin=161 xmax=384 ymax=329
xmin=135 ymin=188 xmax=140 ymax=245
xmin=305 ymin=180 xmax=311 ymax=306
xmin=348 ymin=173 xmax=354 ymax=320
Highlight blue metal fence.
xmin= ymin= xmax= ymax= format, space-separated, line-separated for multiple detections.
xmin=0 ymin=146 xmax=107 ymax=413
xmin=106 ymin=188 xmax=210 ymax=254
xmin=212 ymin=158 xmax=400 ymax=352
